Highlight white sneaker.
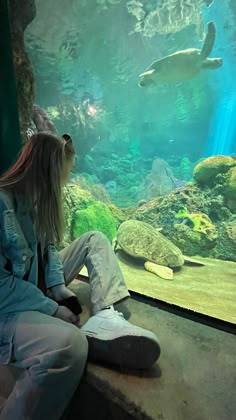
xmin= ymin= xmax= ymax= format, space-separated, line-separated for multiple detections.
xmin=81 ymin=306 xmax=161 ymax=370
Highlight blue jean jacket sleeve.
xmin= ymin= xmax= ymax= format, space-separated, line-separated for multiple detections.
xmin=44 ymin=243 xmax=65 ymax=288
xmin=0 ymin=268 xmax=58 ymax=316
xmin=0 ymin=238 xmax=58 ymax=315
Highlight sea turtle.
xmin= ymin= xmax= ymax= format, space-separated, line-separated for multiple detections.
xmin=114 ymin=219 xmax=204 ymax=280
xmin=139 ymin=21 xmax=223 ymax=86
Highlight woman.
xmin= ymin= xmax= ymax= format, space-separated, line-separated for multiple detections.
xmin=0 ymin=132 xmax=160 ymax=420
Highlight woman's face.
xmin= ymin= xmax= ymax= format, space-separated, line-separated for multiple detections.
xmin=61 ymin=157 xmax=75 ymax=185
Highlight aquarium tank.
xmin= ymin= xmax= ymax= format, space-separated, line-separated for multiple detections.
xmin=9 ymin=0 xmax=236 ymax=325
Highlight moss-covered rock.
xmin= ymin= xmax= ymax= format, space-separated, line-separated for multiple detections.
xmin=72 ymin=201 xmax=117 ymax=242
xmin=62 ymin=184 xmax=93 ymax=248
xmin=193 ymin=156 xmax=236 ymax=185
xmin=62 ymin=183 xmax=117 ymax=248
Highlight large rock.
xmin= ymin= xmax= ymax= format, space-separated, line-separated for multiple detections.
xmin=193 ymin=156 xmax=236 ymax=184
xmin=9 ymin=0 xmax=37 ymax=141
xmin=137 ymin=158 xmax=176 ymax=200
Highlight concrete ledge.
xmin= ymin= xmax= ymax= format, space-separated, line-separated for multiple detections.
xmin=1 ymin=282 xmax=235 ymax=420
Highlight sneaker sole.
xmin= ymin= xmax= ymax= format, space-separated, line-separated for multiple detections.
xmin=86 ymin=334 xmax=161 ymax=370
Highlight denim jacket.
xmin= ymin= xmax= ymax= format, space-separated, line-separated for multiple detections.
xmin=0 ymin=189 xmax=65 ymax=364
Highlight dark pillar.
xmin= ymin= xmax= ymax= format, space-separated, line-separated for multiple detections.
xmin=0 ymin=0 xmax=22 ymax=175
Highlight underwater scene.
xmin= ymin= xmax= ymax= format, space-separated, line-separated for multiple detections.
xmin=15 ymin=0 xmax=236 ymax=323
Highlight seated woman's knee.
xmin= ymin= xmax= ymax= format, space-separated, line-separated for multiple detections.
xmin=55 ymin=324 xmax=88 ymax=367
xmin=90 ymin=230 xmax=110 ymax=244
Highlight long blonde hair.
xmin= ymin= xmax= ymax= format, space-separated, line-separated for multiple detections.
xmin=0 ymin=132 xmax=75 ymax=243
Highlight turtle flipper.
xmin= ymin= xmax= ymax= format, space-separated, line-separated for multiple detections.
xmin=183 ymin=256 xmax=205 ymax=266
xmin=144 ymin=261 xmax=174 ymax=280
xmin=201 ymin=57 xmax=223 ymax=70
xmin=200 ymin=21 xmax=216 ymax=60
xmin=139 ymin=69 xmax=155 ymax=77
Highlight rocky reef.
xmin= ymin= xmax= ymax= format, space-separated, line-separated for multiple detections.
xmin=124 ymin=155 xmax=236 ymax=261
xmin=63 ymin=155 xmax=236 ymax=262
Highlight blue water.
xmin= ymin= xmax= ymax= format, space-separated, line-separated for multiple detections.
xmin=24 ymin=0 xmax=236 ymax=208
xmin=205 ymin=1 xmax=236 ymax=156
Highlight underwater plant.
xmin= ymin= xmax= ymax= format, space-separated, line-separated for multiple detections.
xmin=72 ymin=201 xmax=117 ymax=243
xmin=175 ymin=207 xmax=215 ymax=234
xmin=62 ymin=183 xmax=117 ymax=247
xmin=180 ymin=157 xmax=193 ymax=180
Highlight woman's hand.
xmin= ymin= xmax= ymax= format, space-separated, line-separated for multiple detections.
xmin=53 ymin=305 xmax=79 ymax=325
xmin=47 ymin=284 xmax=76 ymax=301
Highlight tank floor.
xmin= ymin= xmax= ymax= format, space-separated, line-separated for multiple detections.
xmin=117 ymin=252 xmax=236 ymax=324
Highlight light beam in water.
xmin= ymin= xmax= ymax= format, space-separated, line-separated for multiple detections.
xmin=205 ymin=94 xmax=236 ymax=156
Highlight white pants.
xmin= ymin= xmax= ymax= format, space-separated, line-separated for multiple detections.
xmin=0 ymin=231 xmax=130 ymax=420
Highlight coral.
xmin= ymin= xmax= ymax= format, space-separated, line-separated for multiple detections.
xmin=132 ymin=182 xmax=235 ymax=258
xmin=226 ymin=220 xmax=236 ymax=242
xmin=96 ymin=0 xmax=120 ymax=10
xmin=211 ymin=219 xmax=236 ymax=262
xmin=172 ymin=221 xmax=218 ymax=256
xmin=72 ymin=175 xmax=111 ymax=203
xmin=72 ymin=201 xmax=117 ymax=242
xmin=46 ymin=106 xmax=61 ymax=120
xmin=108 ymin=204 xmax=136 ymax=225
xmin=193 ymin=155 xmax=236 ymax=185
xmin=224 ymin=166 xmax=236 ymax=201
xmin=175 ymin=207 xmax=215 ymax=234
xmin=89 ymin=152 xmax=146 ymax=207
xmin=32 ymin=105 xmax=58 ymax=134
xmin=137 ymin=158 xmax=176 ymax=200
xmin=179 ymin=157 xmax=193 ymax=180
xmin=126 ymin=1 xmax=145 ymax=24
xmin=137 ymin=199 xmax=148 ymax=207
xmin=126 ymin=0 xmax=207 ymax=39
xmin=128 ymin=141 xmax=140 ymax=157
xmin=45 ymin=100 xmax=106 ymax=161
